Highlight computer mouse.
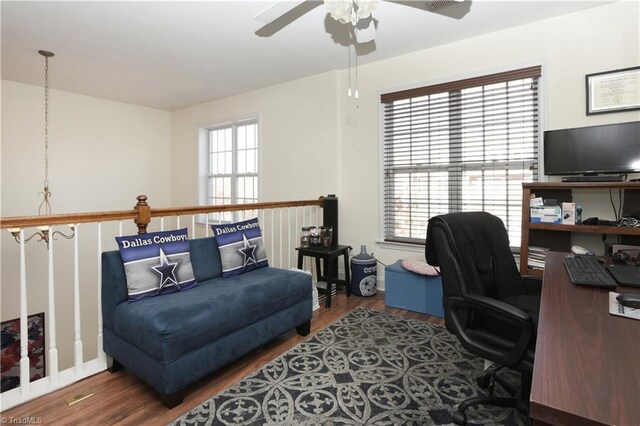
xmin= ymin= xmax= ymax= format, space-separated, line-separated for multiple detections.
xmin=571 ymin=245 xmax=595 ymax=255
xmin=616 ymin=293 xmax=640 ymax=309
xmin=582 ymin=217 xmax=599 ymax=225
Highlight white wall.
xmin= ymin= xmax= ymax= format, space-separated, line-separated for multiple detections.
xmin=171 ymin=70 xmax=341 ymax=205
xmin=1 ymin=80 xmax=172 ymax=369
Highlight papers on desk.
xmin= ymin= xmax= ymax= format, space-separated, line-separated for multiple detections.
xmin=609 ymin=292 xmax=640 ymax=321
xmin=527 ymin=246 xmax=550 ymax=270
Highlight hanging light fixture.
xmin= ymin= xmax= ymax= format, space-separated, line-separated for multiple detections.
xmin=8 ymin=50 xmax=75 ymax=248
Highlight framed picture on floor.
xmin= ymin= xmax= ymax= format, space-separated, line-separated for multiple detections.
xmin=1 ymin=312 xmax=46 ymax=393
xmin=586 ymin=66 xmax=640 ymax=115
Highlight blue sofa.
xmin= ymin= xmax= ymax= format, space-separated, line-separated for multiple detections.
xmin=101 ymin=236 xmax=312 ymax=407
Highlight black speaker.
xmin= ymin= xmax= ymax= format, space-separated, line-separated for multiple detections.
xmin=323 ymin=194 xmax=338 ymax=248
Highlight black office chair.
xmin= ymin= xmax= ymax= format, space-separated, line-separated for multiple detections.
xmin=425 ymin=212 xmax=540 ymax=425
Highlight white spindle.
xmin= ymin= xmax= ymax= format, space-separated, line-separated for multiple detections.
xmin=176 ymin=216 xmax=181 ymax=229
xmin=205 ymin=214 xmax=209 ymax=237
xmin=279 ymin=209 xmax=283 ymax=267
xmin=191 ymin=215 xmax=196 ymax=238
xmin=97 ymin=223 xmax=105 ymax=364
xmin=271 ymin=209 xmax=274 ymax=261
xmin=48 ymin=227 xmax=59 ymax=380
xmin=19 ymin=229 xmax=29 ymax=394
xmin=287 ymin=208 xmax=291 ymax=268
xmin=314 ymin=205 xmax=318 ymax=228
xmin=118 ymin=220 xmax=123 ymax=237
xmin=302 ymin=207 xmax=307 ymax=271
xmin=73 ymin=224 xmax=83 ymax=375
xmin=295 ymin=207 xmax=299 ymax=268
xmin=160 ymin=217 xmax=165 ymax=232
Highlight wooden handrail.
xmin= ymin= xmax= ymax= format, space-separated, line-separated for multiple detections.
xmin=0 ymin=210 xmax=137 ymax=229
xmin=151 ymin=198 xmax=324 ymax=217
xmin=0 ymin=195 xmax=325 ymax=233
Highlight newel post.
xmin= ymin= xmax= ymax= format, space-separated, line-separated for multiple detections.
xmin=134 ymin=195 xmax=151 ymax=235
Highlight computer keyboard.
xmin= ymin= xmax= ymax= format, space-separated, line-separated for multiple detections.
xmin=563 ymin=255 xmax=618 ymax=289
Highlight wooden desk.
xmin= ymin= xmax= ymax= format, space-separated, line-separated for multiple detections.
xmin=531 ymin=252 xmax=640 ymax=426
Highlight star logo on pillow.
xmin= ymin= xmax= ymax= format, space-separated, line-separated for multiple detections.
xmin=149 ymin=248 xmax=180 ymax=292
xmin=238 ymin=234 xmax=258 ymax=269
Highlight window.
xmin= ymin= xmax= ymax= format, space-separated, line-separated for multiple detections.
xmin=205 ymin=119 xmax=259 ymax=221
xmin=381 ymin=67 xmax=541 ymax=246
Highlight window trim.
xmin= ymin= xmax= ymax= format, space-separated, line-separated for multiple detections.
xmin=377 ymin=65 xmax=544 ymax=246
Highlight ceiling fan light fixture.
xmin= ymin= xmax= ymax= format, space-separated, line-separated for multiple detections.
xmin=324 ymin=0 xmax=379 ymax=25
xmin=354 ymin=0 xmax=379 ymax=20
xmin=324 ymin=0 xmax=353 ymax=24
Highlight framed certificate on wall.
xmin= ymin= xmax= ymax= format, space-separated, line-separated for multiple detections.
xmin=586 ymin=66 xmax=640 ymax=115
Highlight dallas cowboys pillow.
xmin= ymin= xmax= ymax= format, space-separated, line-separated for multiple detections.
xmin=115 ymin=228 xmax=197 ymax=302
xmin=211 ymin=218 xmax=268 ymax=277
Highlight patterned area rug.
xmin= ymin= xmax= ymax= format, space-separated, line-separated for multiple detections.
xmin=172 ymin=307 xmax=525 ymax=425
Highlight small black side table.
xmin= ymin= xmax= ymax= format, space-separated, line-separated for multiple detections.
xmin=296 ymin=245 xmax=351 ymax=308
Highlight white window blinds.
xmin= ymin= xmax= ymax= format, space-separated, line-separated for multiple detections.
xmin=381 ymin=66 xmax=541 ymax=245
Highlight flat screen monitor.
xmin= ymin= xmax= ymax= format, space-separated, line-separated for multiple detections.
xmin=544 ymin=121 xmax=640 ymax=176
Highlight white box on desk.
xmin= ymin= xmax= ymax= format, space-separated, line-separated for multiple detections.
xmin=531 ymin=206 xmax=562 ymax=224
xmin=530 ymin=197 xmax=544 ymax=207
xmin=562 ymin=202 xmax=576 ymax=225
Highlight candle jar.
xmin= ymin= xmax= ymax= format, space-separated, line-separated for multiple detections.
xmin=321 ymin=226 xmax=333 ymax=248
xmin=300 ymin=227 xmax=310 ymax=248
xmin=309 ymin=226 xmax=321 ymax=247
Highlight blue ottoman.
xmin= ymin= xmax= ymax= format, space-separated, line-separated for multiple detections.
xmin=384 ymin=260 xmax=444 ymax=317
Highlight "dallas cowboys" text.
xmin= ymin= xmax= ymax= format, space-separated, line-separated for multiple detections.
xmin=214 ymin=221 xmax=260 ymax=235
xmin=120 ymin=234 xmax=187 ymax=248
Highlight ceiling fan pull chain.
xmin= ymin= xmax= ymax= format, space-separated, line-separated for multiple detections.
xmin=347 ymin=30 xmax=352 ymax=97
xmin=355 ymin=43 xmax=359 ymax=99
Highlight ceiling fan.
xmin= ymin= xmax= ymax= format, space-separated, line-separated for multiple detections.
xmin=254 ymin=0 xmax=469 ymax=44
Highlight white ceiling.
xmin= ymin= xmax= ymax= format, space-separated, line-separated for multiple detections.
xmin=1 ymin=1 xmax=611 ymax=111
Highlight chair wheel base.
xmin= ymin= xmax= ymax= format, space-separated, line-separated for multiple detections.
xmin=453 ymin=411 xmax=467 ymax=425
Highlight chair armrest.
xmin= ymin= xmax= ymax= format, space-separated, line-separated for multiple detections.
xmin=523 ymin=275 xmax=542 ymax=296
xmin=463 ymin=294 xmax=533 ymax=324
xmin=447 ymin=294 xmax=535 ymax=366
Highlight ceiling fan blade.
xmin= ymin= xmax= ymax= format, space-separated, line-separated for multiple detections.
xmin=255 ymin=1 xmax=323 ymax=38
xmin=387 ymin=0 xmax=471 ymax=20
xmin=254 ymin=0 xmax=310 ymax=24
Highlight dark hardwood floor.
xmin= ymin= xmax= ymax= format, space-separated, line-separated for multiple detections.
xmin=2 ymin=293 xmax=444 ymax=425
